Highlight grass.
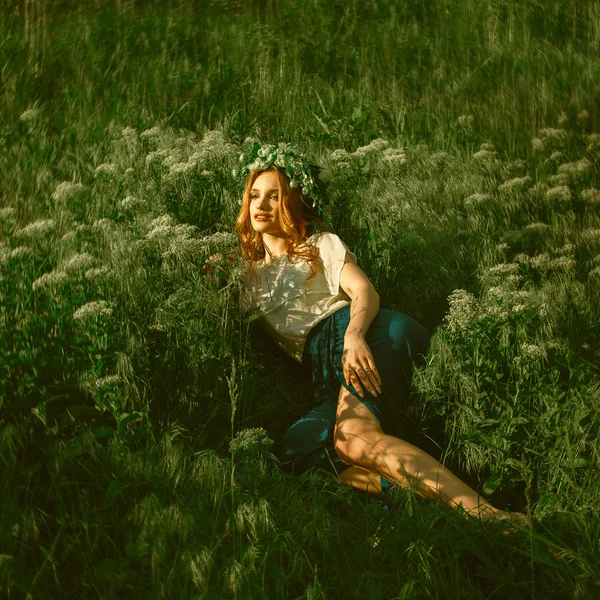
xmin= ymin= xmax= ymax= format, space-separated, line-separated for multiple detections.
xmin=1 ymin=0 xmax=600 ymax=597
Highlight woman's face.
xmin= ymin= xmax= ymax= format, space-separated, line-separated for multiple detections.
xmin=249 ymin=171 xmax=285 ymax=235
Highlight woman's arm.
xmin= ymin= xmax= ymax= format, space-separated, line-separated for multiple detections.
xmin=339 ymin=259 xmax=380 ymax=337
xmin=339 ymin=259 xmax=383 ymax=397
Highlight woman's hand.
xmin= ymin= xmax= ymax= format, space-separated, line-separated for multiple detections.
xmin=342 ymin=332 xmax=383 ymax=398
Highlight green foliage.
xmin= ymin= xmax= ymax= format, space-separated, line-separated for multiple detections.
xmin=1 ymin=0 xmax=600 ymax=597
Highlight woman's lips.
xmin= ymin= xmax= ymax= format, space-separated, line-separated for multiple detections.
xmin=254 ymin=216 xmax=271 ymax=221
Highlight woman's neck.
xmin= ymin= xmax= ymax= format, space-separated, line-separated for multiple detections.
xmin=262 ymin=233 xmax=288 ymax=264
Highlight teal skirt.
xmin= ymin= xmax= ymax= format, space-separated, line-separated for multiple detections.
xmin=278 ymin=305 xmax=430 ymax=498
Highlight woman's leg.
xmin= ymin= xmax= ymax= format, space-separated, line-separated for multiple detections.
xmin=334 ymin=385 xmax=531 ymax=526
xmin=337 ymin=464 xmax=383 ymax=497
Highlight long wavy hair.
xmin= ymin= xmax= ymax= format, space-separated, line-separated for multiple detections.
xmin=235 ymin=165 xmax=328 ymax=293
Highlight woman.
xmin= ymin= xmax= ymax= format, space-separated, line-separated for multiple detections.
xmin=234 ymin=141 xmax=530 ymax=529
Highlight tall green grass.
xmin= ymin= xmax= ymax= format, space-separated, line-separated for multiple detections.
xmin=1 ymin=0 xmax=600 ymax=597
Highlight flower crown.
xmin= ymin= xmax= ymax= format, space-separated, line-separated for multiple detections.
xmin=233 ymin=140 xmax=323 ymax=210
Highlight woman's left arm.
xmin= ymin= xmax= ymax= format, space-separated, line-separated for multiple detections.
xmin=339 ymin=260 xmax=383 ymax=398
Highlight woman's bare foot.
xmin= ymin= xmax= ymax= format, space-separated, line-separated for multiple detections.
xmin=494 ymin=509 xmax=533 ymax=534
xmin=465 ymin=503 xmax=533 ymax=534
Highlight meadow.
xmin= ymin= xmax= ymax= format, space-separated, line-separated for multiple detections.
xmin=1 ymin=0 xmax=600 ymax=597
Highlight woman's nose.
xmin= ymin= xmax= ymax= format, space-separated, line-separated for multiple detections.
xmin=258 ymin=195 xmax=271 ymax=209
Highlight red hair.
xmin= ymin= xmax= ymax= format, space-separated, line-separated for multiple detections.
xmin=235 ymin=165 xmax=327 ymax=293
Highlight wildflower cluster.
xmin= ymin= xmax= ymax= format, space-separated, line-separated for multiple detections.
xmin=14 ymin=219 xmax=56 ymax=239
xmin=61 ymin=252 xmax=96 ymax=272
xmin=94 ymin=163 xmax=120 ymax=178
xmin=73 ymin=300 xmax=113 ymax=321
xmin=443 ymin=289 xmax=479 ymax=332
xmin=32 ymin=270 xmax=69 ymax=291
xmin=229 ymin=427 xmax=274 ymax=458
xmin=51 ymin=182 xmax=85 ymax=204
xmin=464 ymin=193 xmax=491 ymax=207
xmin=498 ymin=176 xmax=532 ymax=196
xmin=557 ymin=158 xmax=593 ymax=182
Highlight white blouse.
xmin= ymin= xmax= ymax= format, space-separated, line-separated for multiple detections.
xmin=240 ymin=232 xmax=357 ymax=364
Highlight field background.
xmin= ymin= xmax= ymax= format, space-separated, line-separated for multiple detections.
xmin=1 ymin=0 xmax=600 ymax=597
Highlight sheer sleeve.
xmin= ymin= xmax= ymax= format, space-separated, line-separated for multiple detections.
xmin=315 ymin=232 xmax=358 ymax=296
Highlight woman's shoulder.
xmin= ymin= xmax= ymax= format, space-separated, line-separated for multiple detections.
xmin=306 ymin=231 xmax=345 ymax=247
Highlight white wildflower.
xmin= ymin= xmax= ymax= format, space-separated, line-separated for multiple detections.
xmin=506 ymin=274 xmax=522 ymax=286
xmin=166 ymin=162 xmax=196 ymax=178
xmin=472 ymin=149 xmax=497 ymax=162
xmin=140 ymin=125 xmax=164 ymax=139
xmin=548 ymin=173 xmax=569 ymax=186
xmin=120 ymin=195 xmax=142 ymax=211
xmin=19 ymin=108 xmax=41 ymax=123
xmin=510 ymin=290 xmax=532 ymax=303
xmin=14 ymin=219 xmax=56 ymax=239
xmin=512 ymin=304 xmax=527 ymax=314
xmin=531 ymin=138 xmax=545 ymax=154
xmin=498 ymin=176 xmax=532 ymax=196
xmin=429 ymin=151 xmax=450 ymax=167
xmin=7 ymin=246 xmax=34 ymax=261
xmin=480 ymin=142 xmax=495 ymax=152
xmin=146 ymin=214 xmax=177 ymax=240
xmin=547 ymin=338 xmax=567 ymax=350
xmin=588 ymin=266 xmax=600 ymax=279
xmin=354 ymin=138 xmax=389 ymax=155
xmin=524 ymin=222 xmax=550 ymax=236
xmin=557 ymin=242 xmax=576 ymax=255
xmin=163 ymin=236 xmax=206 ymax=260
xmin=162 ymin=152 xmax=185 ymax=167
xmin=202 ymin=231 xmax=237 ymax=248
xmin=94 ymin=163 xmax=119 ymax=177
xmin=531 ymin=253 xmax=550 ymax=268
xmin=538 ymin=128 xmax=568 ymax=143
xmin=120 ymin=126 xmax=138 ymax=138
xmin=85 ymin=266 xmax=113 ymax=281
xmin=545 ymin=186 xmax=572 ymax=203
xmin=586 ymin=133 xmax=600 ymax=154
xmin=581 ymin=229 xmax=600 ymax=246
xmin=464 ymin=193 xmax=491 ymax=207
xmin=60 ymin=231 xmax=76 ymax=244
xmin=547 ymin=256 xmax=576 ymax=270
xmin=482 ymin=304 xmax=510 ymax=321
xmin=124 ymin=167 xmax=135 ymax=177
xmin=330 ymin=149 xmax=350 ymax=162
xmin=381 ymin=147 xmax=407 ymax=165
xmin=486 ymin=263 xmax=520 ymax=277
xmin=496 ymin=242 xmax=510 ymax=252
xmin=513 ymin=253 xmax=530 ymax=264
xmin=486 ymin=286 xmax=504 ymax=301
xmin=51 ymin=181 xmax=85 ymax=203
xmin=557 ymin=158 xmax=593 ymax=181
xmin=581 ymin=188 xmax=600 ymax=205
xmin=62 ymin=252 xmax=95 ymax=272
xmin=145 ymin=149 xmax=171 ymax=168
xmin=0 ymin=207 xmax=17 ymax=221
xmin=444 ymin=289 xmax=479 ymax=331
xmin=520 ymin=343 xmax=547 ymax=361
xmin=557 ymin=112 xmax=568 ymax=127
xmin=73 ymin=300 xmax=113 ymax=320
xmin=95 ymin=374 xmax=122 ymax=390
xmin=92 ymin=218 xmax=114 ymax=231
xmin=32 ymin=270 xmax=69 ymax=290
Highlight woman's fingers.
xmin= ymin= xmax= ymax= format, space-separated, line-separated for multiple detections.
xmin=349 ymin=366 xmax=381 ymax=398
